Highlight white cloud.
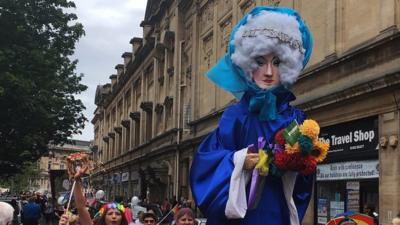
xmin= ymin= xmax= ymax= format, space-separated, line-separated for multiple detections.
xmin=71 ymin=0 xmax=147 ymax=141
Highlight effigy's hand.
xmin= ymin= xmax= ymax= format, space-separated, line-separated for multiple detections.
xmin=244 ymin=152 xmax=259 ymax=170
xmin=59 ymin=214 xmax=69 ymax=225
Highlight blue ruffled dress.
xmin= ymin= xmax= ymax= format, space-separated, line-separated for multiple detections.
xmin=190 ymin=91 xmax=314 ymax=225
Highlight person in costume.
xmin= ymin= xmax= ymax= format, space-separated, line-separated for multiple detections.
xmin=190 ymin=6 xmax=314 ymax=225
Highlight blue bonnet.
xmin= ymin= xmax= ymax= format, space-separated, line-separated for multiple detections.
xmin=206 ymin=6 xmax=313 ymax=100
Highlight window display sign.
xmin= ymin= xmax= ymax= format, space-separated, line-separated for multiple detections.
xmin=319 ymin=116 xmax=378 ymax=155
xmin=346 ymin=181 xmax=360 ymax=213
xmin=330 ymin=201 xmax=345 ymax=219
xmin=317 ymin=160 xmax=379 ymax=181
xmin=318 ymin=198 xmax=328 ymax=224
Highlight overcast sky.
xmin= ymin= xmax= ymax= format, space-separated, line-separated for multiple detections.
xmin=71 ymin=0 xmax=148 ymax=141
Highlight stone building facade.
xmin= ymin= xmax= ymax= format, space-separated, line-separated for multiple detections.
xmin=91 ymin=0 xmax=400 ymax=224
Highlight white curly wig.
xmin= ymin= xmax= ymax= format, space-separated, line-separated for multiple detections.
xmin=231 ymin=11 xmax=305 ymax=87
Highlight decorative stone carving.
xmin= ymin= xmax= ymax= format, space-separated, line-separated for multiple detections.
xmin=202 ymin=33 xmax=213 ymax=68
xmin=114 ymin=126 xmax=122 ymax=134
xmin=167 ymin=66 xmax=174 ymax=76
xmin=115 ymin=64 xmax=124 ymax=75
xmin=129 ymin=111 xmax=141 ymax=122
xmin=184 ymin=21 xmax=193 ymax=45
xmin=155 ymin=103 xmax=164 ymax=114
xmin=121 ymin=119 xmax=130 ymax=128
xmin=200 ymin=1 xmax=214 ymax=34
xmin=163 ymin=96 xmax=174 ymax=108
xmin=220 ymin=17 xmax=232 ymax=52
xmin=161 ymin=30 xmax=175 ymax=49
xmin=140 ymin=101 xmax=153 ymax=112
xmin=108 ymin=132 xmax=115 ymax=139
xmin=102 ymin=136 xmax=109 ymax=143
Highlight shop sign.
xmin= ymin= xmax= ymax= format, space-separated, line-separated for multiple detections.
xmin=317 ymin=160 xmax=379 ymax=181
xmin=319 ymin=116 xmax=378 ymax=155
xmin=346 ymin=181 xmax=360 ymax=190
xmin=121 ymin=172 xmax=129 ymax=182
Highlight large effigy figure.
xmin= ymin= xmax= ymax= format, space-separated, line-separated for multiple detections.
xmin=190 ymin=6 xmax=319 ymax=225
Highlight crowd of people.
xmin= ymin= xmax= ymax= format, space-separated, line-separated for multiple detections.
xmin=0 ymin=185 xmax=197 ymax=225
xmin=0 ymin=191 xmax=57 ymax=225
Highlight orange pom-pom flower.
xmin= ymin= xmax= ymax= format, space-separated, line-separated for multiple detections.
xmin=299 ymin=119 xmax=320 ymax=140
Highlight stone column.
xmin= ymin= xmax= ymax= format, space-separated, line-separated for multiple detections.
xmin=379 ymin=110 xmax=400 ymax=224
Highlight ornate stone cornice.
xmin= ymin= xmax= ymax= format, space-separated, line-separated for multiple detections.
xmin=142 ymin=0 xmax=172 ymax=25
xmin=295 ymin=72 xmax=400 ymax=112
xmin=140 ymin=101 xmax=153 ymax=112
xmin=103 ymin=136 xmax=109 ymax=143
xmin=114 ymin=126 xmax=122 ymax=134
xmin=129 ymin=111 xmax=141 ymax=122
xmin=121 ymin=52 xmax=132 ymax=58
xmin=108 ymin=132 xmax=115 ymax=139
xmin=102 ymin=37 xmax=154 ymax=109
xmin=121 ymin=119 xmax=130 ymax=128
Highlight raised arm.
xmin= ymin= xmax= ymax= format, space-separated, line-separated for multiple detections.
xmin=73 ymin=180 xmax=93 ymax=225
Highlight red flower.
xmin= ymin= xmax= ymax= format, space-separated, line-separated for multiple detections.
xmin=300 ymin=156 xmax=317 ymax=175
xmin=274 ymin=152 xmax=317 ymax=175
xmin=274 ymin=151 xmax=289 ymax=170
xmin=274 ymin=129 xmax=286 ymax=146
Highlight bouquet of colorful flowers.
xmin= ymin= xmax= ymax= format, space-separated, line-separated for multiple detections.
xmin=248 ymin=119 xmax=329 ymax=208
xmin=254 ymin=119 xmax=329 ymax=176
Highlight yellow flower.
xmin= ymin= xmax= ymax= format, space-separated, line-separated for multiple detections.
xmin=312 ymin=140 xmax=329 ymax=162
xmin=255 ymin=150 xmax=269 ymax=176
xmin=285 ymin=143 xmax=300 ymax=154
xmin=299 ymin=119 xmax=320 ymax=140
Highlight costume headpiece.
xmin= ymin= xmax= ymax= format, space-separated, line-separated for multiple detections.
xmin=94 ymin=202 xmax=132 ymax=223
xmin=207 ymin=6 xmax=313 ymax=99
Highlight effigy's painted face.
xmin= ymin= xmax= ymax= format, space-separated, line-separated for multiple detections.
xmin=251 ymin=53 xmax=281 ymax=89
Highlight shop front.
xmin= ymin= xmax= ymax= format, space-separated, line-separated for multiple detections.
xmin=315 ymin=116 xmax=379 ymax=224
xmin=121 ymin=171 xmax=129 ymax=199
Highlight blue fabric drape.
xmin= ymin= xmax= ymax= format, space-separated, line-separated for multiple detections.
xmin=190 ymin=92 xmax=314 ymax=225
